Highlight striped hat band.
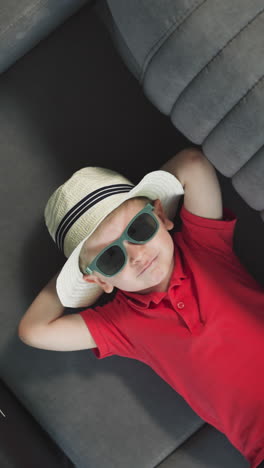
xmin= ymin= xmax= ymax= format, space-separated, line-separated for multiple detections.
xmin=55 ymin=183 xmax=134 ymax=252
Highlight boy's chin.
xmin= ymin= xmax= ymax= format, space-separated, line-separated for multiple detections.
xmin=135 ymin=271 xmax=172 ymax=294
xmin=145 ymin=259 xmax=174 ymax=293
xmin=119 ymin=278 xmax=163 ymax=295
xmin=119 ymin=258 xmax=174 ymax=294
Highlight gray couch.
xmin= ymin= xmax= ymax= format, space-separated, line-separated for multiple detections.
xmin=1 ymin=1 xmax=263 ymax=467
xmin=96 ymin=0 xmax=264 ymax=222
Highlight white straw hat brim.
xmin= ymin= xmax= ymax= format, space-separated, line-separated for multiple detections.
xmin=56 ymin=170 xmax=184 ymax=308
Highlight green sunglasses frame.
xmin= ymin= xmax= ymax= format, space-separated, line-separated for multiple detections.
xmin=85 ymin=203 xmax=159 ymax=277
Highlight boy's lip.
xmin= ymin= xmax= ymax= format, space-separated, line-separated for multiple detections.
xmin=138 ymin=255 xmax=158 ymax=276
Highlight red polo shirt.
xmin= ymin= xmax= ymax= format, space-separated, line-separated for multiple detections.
xmin=80 ymin=205 xmax=264 ymax=468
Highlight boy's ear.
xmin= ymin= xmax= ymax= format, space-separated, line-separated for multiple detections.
xmin=153 ymin=199 xmax=174 ymax=231
xmin=82 ymin=274 xmax=114 ymax=294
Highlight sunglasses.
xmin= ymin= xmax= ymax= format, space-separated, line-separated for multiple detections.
xmin=85 ymin=203 xmax=159 ymax=277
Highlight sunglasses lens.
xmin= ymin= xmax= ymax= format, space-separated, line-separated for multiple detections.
xmin=128 ymin=212 xmax=157 ymax=242
xmin=97 ymin=245 xmax=125 ymax=276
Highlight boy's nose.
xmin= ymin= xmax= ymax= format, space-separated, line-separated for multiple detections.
xmin=123 ymin=240 xmax=146 ymax=263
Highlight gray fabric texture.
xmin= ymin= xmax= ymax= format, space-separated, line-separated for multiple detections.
xmin=0 ymin=0 xmax=90 ymax=73
xmin=104 ymin=0 xmax=264 ymax=222
xmin=157 ymin=425 xmax=249 ymax=468
xmin=143 ymin=0 xmax=263 ymax=116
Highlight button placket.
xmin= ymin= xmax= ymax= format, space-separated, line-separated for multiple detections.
xmin=169 ymin=277 xmax=203 ymax=333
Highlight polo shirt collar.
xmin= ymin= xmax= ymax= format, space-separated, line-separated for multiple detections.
xmin=120 ymin=244 xmax=187 ymax=309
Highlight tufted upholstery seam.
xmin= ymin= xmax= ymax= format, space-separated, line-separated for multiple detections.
xmin=170 ymin=7 xmax=264 ymax=121
xmin=140 ymin=0 xmax=207 ymax=85
xmin=200 ymin=9 xmax=264 ymax=78
xmin=204 ymin=72 xmax=264 ymax=149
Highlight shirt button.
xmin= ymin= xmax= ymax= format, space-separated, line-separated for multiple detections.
xmin=177 ymin=302 xmax=185 ymax=309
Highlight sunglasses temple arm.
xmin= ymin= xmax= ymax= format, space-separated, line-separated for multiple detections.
xmin=85 ymin=267 xmax=93 ymax=275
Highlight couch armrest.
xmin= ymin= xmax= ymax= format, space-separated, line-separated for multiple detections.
xmin=0 ymin=0 xmax=91 ymax=73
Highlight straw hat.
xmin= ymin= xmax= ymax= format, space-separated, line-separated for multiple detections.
xmin=44 ymin=167 xmax=184 ymax=307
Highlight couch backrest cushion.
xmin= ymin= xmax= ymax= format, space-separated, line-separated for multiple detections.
xmin=100 ymin=0 xmax=264 ymax=221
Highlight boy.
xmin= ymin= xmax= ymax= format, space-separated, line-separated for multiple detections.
xmin=18 ymin=148 xmax=264 ymax=468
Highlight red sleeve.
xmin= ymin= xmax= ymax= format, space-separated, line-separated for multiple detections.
xmin=79 ymin=296 xmax=138 ymax=360
xmin=179 ymin=204 xmax=238 ymax=256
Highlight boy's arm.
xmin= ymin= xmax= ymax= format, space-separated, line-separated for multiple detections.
xmin=160 ymin=147 xmax=223 ymax=220
xmin=18 ymin=273 xmax=97 ymax=351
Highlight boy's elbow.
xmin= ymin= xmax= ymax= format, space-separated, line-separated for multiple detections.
xmin=18 ymin=320 xmax=31 ymax=346
xmin=18 ymin=319 xmax=37 ymax=348
xmin=18 ymin=333 xmax=32 ymax=347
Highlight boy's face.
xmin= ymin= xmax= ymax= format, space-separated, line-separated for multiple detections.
xmin=82 ymin=198 xmax=175 ymax=294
